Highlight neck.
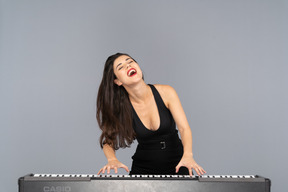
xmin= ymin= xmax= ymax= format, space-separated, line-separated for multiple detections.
xmin=123 ymin=80 xmax=151 ymax=104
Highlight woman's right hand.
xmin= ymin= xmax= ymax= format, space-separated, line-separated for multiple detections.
xmin=97 ymin=159 xmax=129 ymax=175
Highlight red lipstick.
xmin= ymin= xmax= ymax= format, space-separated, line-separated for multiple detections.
xmin=127 ymin=68 xmax=137 ymax=77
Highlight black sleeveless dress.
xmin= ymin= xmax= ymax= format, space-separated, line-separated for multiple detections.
xmin=129 ymin=84 xmax=189 ymax=175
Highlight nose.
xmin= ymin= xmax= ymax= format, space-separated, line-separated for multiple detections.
xmin=126 ymin=62 xmax=131 ymax=68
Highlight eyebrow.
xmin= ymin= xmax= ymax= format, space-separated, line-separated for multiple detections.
xmin=116 ymin=63 xmax=122 ymax=70
xmin=115 ymin=57 xmax=131 ymax=70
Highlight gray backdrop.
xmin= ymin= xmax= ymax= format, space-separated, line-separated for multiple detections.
xmin=1 ymin=0 xmax=287 ymax=191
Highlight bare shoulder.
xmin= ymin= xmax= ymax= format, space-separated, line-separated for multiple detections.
xmin=153 ymin=84 xmax=178 ymax=107
xmin=154 ymin=84 xmax=176 ymax=94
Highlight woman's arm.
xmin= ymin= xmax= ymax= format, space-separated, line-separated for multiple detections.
xmin=97 ymin=144 xmax=129 ymax=175
xmin=156 ymin=84 xmax=206 ymax=176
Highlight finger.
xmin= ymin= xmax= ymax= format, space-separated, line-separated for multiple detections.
xmin=198 ymin=167 xmax=203 ymax=175
xmin=200 ymin=167 xmax=206 ymax=175
xmin=195 ymin=166 xmax=204 ymax=175
xmin=122 ymin=165 xmax=130 ymax=172
xmin=114 ymin=167 xmax=118 ymax=174
xmin=107 ymin=166 xmax=111 ymax=174
xmin=194 ymin=167 xmax=201 ymax=176
xmin=175 ymin=166 xmax=179 ymax=173
xmin=97 ymin=168 xmax=102 ymax=175
xmin=175 ymin=164 xmax=181 ymax=173
xmin=102 ymin=166 xmax=107 ymax=174
xmin=188 ymin=167 xmax=193 ymax=176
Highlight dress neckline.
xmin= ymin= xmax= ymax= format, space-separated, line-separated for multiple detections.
xmin=130 ymin=84 xmax=161 ymax=132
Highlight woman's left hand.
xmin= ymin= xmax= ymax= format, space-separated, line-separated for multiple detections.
xmin=175 ymin=155 xmax=206 ymax=176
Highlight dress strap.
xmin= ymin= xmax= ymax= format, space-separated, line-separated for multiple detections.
xmin=148 ymin=84 xmax=167 ymax=110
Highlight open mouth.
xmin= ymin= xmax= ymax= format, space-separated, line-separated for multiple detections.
xmin=127 ymin=68 xmax=137 ymax=77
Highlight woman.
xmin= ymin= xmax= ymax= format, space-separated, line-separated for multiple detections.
xmin=97 ymin=53 xmax=205 ymax=176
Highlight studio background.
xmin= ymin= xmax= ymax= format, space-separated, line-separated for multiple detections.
xmin=0 ymin=0 xmax=287 ymax=191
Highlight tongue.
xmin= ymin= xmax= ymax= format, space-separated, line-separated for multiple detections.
xmin=130 ymin=71 xmax=135 ymax=76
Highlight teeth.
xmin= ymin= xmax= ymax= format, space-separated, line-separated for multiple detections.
xmin=128 ymin=69 xmax=136 ymax=76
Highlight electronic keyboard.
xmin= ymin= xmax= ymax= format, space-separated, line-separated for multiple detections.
xmin=18 ymin=174 xmax=271 ymax=192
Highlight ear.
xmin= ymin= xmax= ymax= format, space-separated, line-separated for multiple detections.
xmin=114 ymin=79 xmax=123 ymax=86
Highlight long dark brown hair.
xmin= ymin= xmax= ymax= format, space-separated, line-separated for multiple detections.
xmin=96 ymin=53 xmax=136 ymax=150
